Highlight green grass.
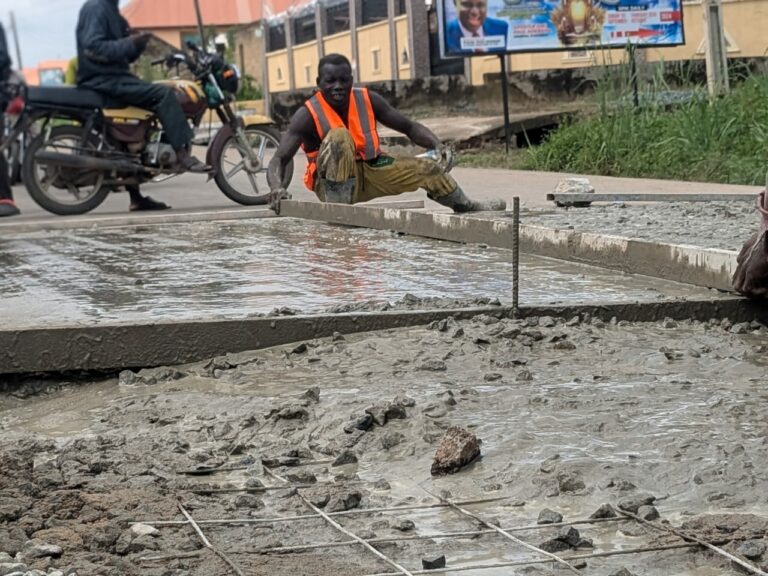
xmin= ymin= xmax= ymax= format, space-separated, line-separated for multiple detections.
xmin=525 ymin=75 xmax=768 ymax=185
xmin=460 ymin=64 xmax=768 ymax=186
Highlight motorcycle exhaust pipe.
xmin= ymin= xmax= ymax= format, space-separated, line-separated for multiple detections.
xmin=34 ymin=150 xmax=145 ymax=175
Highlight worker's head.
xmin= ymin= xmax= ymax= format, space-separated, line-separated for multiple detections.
xmin=454 ymin=0 xmax=488 ymax=34
xmin=317 ymin=53 xmax=353 ymax=106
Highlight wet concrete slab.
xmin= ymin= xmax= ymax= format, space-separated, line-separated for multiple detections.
xmin=0 ymin=218 xmax=723 ymax=332
xmin=280 ymin=201 xmax=739 ymax=291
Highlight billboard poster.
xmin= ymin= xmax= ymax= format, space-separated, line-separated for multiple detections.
xmin=439 ymin=0 xmax=685 ymax=57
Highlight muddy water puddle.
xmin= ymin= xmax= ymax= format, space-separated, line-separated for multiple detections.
xmin=0 ymin=218 xmax=720 ymax=329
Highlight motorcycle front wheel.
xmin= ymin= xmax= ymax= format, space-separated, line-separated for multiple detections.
xmin=213 ymin=125 xmax=293 ymax=205
xmin=22 ymin=125 xmax=108 ymax=216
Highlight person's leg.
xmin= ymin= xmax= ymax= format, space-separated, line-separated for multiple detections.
xmin=0 ymin=113 xmax=19 ymax=217
xmin=314 ymin=128 xmax=362 ymax=203
xmin=85 ymin=76 xmax=207 ymax=172
xmin=358 ymin=155 xmax=505 ymax=212
xmin=127 ymin=184 xmax=170 ymax=211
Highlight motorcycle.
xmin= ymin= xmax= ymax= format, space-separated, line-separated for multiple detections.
xmin=12 ymin=42 xmax=292 ymax=215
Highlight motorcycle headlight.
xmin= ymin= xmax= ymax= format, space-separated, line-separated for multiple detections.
xmin=218 ymin=64 xmax=240 ymax=96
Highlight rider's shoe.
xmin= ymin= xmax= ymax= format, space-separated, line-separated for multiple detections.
xmin=129 ymin=195 xmax=171 ymax=212
xmin=0 ymin=199 xmax=20 ymax=217
xmin=176 ymin=147 xmax=210 ymax=174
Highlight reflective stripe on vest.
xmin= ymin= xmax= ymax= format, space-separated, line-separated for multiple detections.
xmin=304 ymin=87 xmax=381 ymax=162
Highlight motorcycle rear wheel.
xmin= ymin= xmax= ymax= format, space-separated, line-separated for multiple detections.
xmin=22 ymin=125 xmax=109 ymax=216
xmin=213 ymin=125 xmax=292 ymax=205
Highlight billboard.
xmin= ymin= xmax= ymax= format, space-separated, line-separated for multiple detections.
xmin=438 ymin=0 xmax=685 ymax=57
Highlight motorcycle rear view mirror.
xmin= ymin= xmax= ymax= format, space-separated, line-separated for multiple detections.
xmin=186 ymin=40 xmax=200 ymax=52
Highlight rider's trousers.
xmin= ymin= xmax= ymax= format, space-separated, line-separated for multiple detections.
xmin=80 ymin=75 xmax=194 ymax=151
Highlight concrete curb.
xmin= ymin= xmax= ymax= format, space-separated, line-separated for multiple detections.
xmin=279 ymin=201 xmax=738 ymax=291
xmin=0 ymin=200 xmax=427 ymax=234
xmin=0 ymin=207 xmax=276 ymax=234
xmin=0 ymin=298 xmax=759 ymax=375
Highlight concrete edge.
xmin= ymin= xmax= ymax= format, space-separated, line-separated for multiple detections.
xmin=279 ymin=201 xmax=738 ymax=291
xmin=0 ymin=298 xmax=759 ymax=375
xmin=0 ymin=200 xmax=427 ymax=235
xmin=0 ymin=207 xmax=276 ymax=235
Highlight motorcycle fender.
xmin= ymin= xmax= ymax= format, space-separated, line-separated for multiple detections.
xmin=206 ymin=122 xmax=237 ymax=178
xmin=240 ymin=113 xmax=273 ymax=125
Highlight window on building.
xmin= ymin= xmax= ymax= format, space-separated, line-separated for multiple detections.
xmin=400 ymin=47 xmax=410 ymax=67
xmin=362 ymin=0 xmax=388 ymax=25
xmin=293 ymin=13 xmax=317 ymax=45
xmin=268 ymin=24 xmax=287 ymax=52
xmin=396 ymin=0 xmax=407 ymax=16
xmin=372 ymin=48 xmax=381 ymax=73
xmin=563 ymin=50 xmax=594 ymax=63
xmin=305 ymin=65 xmax=312 ymax=84
xmin=325 ymin=2 xmax=350 ymax=35
xmin=277 ymin=67 xmax=284 ymax=83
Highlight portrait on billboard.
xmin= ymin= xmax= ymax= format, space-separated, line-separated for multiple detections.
xmin=445 ymin=0 xmax=509 ymax=53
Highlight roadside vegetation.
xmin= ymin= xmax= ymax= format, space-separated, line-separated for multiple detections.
xmin=459 ymin=61 xmax=768 ymax=186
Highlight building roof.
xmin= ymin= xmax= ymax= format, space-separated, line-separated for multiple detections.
xmin=22 ymin=60 xmax=71 ymax=86
xmin=122 ymin=0 xmax=314 ymax=29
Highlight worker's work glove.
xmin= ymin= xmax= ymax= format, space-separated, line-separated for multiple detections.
xmin=437 ymin=143 xmax=455 ymax=173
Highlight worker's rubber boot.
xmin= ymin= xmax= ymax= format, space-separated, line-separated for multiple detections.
xmin=322 ymin=178 xmax=356 ymax=204
xmin=435 ymin=186 xmax=506 ymax=213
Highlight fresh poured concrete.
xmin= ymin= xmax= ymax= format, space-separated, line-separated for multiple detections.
xmin=0 ymin=217 xmax=721 ymax=332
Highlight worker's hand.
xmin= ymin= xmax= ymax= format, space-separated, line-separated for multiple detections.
xmin=437 ymin=143 xmax=455 ymax=173
xmin=269 ymin=188 xmax=290 ymax=214
xmin=131 ymin=32 xmax=152 ymax=52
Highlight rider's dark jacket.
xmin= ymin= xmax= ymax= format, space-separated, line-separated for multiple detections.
xmin=76 ymin=0 xmax=141 ymax=84
xmin=0 ymin=24 xmax=11 ymax=83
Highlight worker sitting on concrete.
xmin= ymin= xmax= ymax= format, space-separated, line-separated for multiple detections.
xmin=267 ymin=53 xmax=505 ymax=213
xmin=733 ymin=191 xmax=768 ymax=298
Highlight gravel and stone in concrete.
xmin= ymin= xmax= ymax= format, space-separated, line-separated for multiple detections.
xmin=525 ymin=201 xmax=759 ymax=251
xmin=2 ymin=314 xmax=768 ymax=575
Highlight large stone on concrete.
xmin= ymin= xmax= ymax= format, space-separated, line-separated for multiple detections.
xmin=431 ymin=427 xmax=481 ymax=476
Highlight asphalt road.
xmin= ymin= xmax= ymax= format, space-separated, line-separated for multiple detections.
xmin=2 ymin=151 xmax=760 ymax=228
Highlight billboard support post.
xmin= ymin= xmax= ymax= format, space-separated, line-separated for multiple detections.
xmin=499 ymin=54 xmax=511 ymax=154
xmin=628 ymin=44 xmax=640 ymax=110
xmin=703 ymin=0 xmax=729 ymax=97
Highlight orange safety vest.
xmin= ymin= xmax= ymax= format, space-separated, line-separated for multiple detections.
xmin=302 ymin=87 xmax=382 ymax=191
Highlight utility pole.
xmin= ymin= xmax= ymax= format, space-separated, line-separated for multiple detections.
xmin=9 ymin=11 xmax=22 ymax=69
xmin=192 ymin=0 xmax=207 ymax=48
xmin=703 ymin=0 xmax=729 ymax=97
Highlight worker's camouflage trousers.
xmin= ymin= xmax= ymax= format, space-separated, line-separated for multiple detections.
xmin=314 ymin=128 xmax=457 ymax=204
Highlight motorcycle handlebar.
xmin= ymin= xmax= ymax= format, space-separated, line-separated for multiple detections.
xmin=150 ymin=57 xmax=166 ymax=66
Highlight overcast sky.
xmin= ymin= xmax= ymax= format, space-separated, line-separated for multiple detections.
xmin=0 ymin=0 xmax=128 ymax=68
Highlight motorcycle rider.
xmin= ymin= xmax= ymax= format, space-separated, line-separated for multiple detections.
xmin=75 ymin=0 xmax=208 ymax=178
xmin=66 ymin=54 xmax=169 ymax=211
xmin=0 ymin=22 xmax=19 ymax=218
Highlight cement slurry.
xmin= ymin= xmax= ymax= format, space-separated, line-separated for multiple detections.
xmin=0 ymin=218 xmax=722 ymax=331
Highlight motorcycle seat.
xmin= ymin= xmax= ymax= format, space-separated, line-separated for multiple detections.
xmin=26 ymin=86 xmax=104 ymax=109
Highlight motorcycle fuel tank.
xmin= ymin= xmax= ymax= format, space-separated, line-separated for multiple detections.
xmin=157 ymin=80 xmax=207 ymax=120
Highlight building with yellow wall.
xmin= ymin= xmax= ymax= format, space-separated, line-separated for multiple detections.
xmin=265 ymin=0 xmax=429 ymax=94
xmin=265 ymin=0 xmax=768 ymax=95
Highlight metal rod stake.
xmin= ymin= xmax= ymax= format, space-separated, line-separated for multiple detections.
xmin=512 ymin=196 xmax=520 ymax=312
